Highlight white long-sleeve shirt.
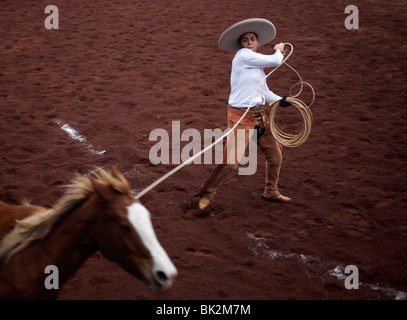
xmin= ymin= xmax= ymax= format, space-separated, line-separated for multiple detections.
xmin=228 ymin=48 xmax=284 ymax=108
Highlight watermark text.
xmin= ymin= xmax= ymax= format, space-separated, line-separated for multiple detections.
xmin=149 ymin=121 xmax=258 ymax=175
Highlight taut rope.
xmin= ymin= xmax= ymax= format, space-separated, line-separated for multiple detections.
xmin=135 ymin=43 xmax=313 ymax=199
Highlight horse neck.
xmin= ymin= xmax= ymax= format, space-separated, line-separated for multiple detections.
xmin=37 ymin=196 xmax=101 ymax=282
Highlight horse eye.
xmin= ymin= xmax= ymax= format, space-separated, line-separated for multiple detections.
xmin=119 ymin=224 xmax=132 ymax=232
xmin=110 ymin=186 xmax=122 ymax=195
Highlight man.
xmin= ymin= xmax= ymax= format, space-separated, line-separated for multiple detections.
xmin=196 ymin=18 xmax=293 ymax=215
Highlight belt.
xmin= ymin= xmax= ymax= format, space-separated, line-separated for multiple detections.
xmin=227 ymin=105 xmax=266 ymax=126
xmin=232 ymin=105 xmax=264 ymax=111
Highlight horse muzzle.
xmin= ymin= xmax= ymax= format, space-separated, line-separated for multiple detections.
xmin=146 ymin=265 xmax=178 ymax=291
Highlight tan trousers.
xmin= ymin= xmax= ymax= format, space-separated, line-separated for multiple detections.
xmin=200 ymin=108 xmax=283 ymax=202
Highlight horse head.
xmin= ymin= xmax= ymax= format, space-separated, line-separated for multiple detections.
xmin=88 ymin=167 xmax=177 ymax=290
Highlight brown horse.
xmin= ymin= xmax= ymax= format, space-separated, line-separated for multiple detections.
xmin=0 ymin=167 xmax=177 ymax=299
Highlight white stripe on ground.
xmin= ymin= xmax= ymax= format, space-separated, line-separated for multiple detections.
xmin=55 ymin=119 xmax=106 ymax=156
xmin=247 ymin=233 xmax=407 ymax=300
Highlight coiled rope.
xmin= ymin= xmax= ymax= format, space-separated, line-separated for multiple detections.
xmin=135 ymin=43 xmax=312 ymax=199
xmin=269 ymin=60 xmax=315 ymax=147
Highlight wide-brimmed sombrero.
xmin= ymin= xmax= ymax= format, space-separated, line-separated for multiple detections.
xmin=218 ymin=18 xmax=276 ymax=51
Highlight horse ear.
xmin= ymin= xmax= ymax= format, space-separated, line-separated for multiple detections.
xmin=90 ymin=176 xmax=113 ymax=201
xmin=110 ymin=166 xmax=121 ymax=179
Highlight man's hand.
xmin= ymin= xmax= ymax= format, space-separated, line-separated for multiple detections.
xmin=279 ymin=96 xmax=292 ymax=107
xmin=274 ymin=43 xmax=285 ymax=52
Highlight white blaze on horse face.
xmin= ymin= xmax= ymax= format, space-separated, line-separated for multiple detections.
xmin=126 ymin=203 xmax=178 ymax=286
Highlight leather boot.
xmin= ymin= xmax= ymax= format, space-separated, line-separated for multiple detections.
xmin=262 ymin=163 xmax=292 ymax=203
xmin=198 ymin=164 xmax=235 ymax=213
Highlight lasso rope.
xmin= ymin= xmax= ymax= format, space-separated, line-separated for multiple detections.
xmin=135 ymin=43 xmax=312 ymax=199
xmin=268 ymin=60 xmax=315 ymax=147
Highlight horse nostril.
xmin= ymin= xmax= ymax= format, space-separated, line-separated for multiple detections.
xmin=155 ymin=270 xmax=168 ymax=284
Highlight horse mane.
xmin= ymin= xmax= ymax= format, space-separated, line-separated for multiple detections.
xmin=0 ymin=167 xmax=131 ymax=263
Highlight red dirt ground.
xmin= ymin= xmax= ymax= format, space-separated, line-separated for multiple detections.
xmin=0 ymin=0 xmax=406 ymax=301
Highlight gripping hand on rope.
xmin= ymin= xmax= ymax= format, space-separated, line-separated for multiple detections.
xmin=279 ymin=96 xmax=292 ymax=108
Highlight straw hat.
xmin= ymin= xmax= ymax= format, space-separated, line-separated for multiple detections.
xmin=218 ymin=18 xmax=276 ymax=51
